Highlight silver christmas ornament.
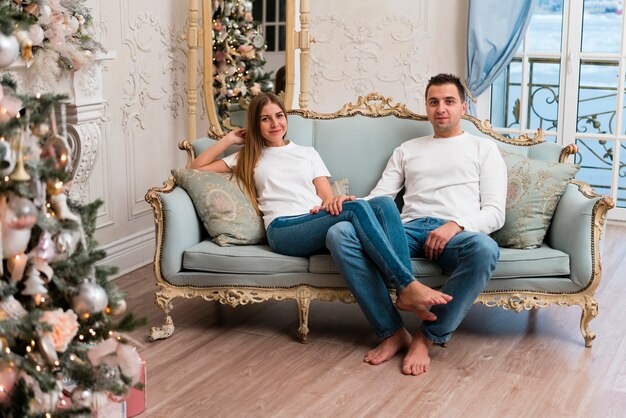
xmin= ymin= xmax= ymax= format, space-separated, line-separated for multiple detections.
xmin=0 ymin=33 xmax=19 ymax=68
xmin=8 ymin=195 xmax=38 ymax=229
xmin=51 ymin=228 xmax=80 ymax=261
xmin=109 ymin=298 xmax=127 ymax=316
xmin=72 ymin=282 xmax=109 ymax=315
xmin=0 ymin=140 xmax=16 ymax=177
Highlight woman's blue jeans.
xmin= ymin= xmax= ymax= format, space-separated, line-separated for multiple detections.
xmin=266 ymin=197 xmax=414 ymax=294
xmin=326 ymin=216 xmax=499 ymax=343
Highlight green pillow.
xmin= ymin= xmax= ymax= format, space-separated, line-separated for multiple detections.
xmin=172 ymin=169 xmax=266 ymax=246
xmin=492 ymin=150 xmax=579 ymax=249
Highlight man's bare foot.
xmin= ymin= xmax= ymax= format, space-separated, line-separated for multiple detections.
xmin=402 ymin=332 xmax=432 ymax=376
xmin=396 ymin=281 xmax=452 ymax=316
xmin=364 ymin=328 xmax=412 ymax=365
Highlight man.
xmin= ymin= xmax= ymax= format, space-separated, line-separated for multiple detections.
xmin=325 ymin=73 xmax=507 ymax=376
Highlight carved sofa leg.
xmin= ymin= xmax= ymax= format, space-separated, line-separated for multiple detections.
xmin=580 ymin=297 xmax=598 ymax=348
xmin=150 ymin=284 xmax=177 ymax=341
xmin=296 ymin=287 xmax=311 ymax=344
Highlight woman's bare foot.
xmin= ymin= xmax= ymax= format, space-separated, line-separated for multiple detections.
xmin=364 ymin=328 xmax=412 ymax=365
xmin=396 ymin=281 xmax=452 ymax=316
xmin=402 ymin=332 xmax=432 ymax=376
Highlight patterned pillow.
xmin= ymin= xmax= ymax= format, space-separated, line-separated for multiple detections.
xmin=172 ymin=169 xmax=266 ymax=246
xmin=492 ymin=150 xmax=579 ymax=249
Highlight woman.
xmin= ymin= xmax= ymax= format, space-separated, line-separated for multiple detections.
xmin=189 ymin=93 xmax=450 ymax=313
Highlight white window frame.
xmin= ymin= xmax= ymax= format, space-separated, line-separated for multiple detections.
xmin=479 ymin=0 xmax=626 ymax=222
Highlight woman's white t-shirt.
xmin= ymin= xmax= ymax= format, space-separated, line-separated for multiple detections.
xmin=222 ymin=141 xmax=330 ymax=229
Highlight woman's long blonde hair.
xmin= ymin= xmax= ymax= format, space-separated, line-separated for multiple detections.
xmin=232 ymin=92 xmax=287 ymax=212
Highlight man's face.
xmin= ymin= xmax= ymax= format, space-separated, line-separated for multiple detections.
xmin=425 ymin=83 xmax=467 ymax=138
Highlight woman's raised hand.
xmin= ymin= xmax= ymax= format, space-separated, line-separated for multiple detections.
xmin=223 ymin=128 xmax=246 ymax=145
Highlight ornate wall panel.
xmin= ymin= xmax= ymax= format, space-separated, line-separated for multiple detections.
xmin=308 ymin=1 xmax=430 ymax=113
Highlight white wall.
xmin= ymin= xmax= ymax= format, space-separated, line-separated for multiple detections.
xmin=87 ymin=0 xmax=190 ymax=277
xmin=82 ymin=0 xmax=469 ymax=276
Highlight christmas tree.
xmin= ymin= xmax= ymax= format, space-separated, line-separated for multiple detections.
xmin=0 ymin=0 xmax=104 ymax=88
xmin=212 ymin=0 xmax=274 ymax=122
xmin=0 ymin=4 xmax=143 ymax=417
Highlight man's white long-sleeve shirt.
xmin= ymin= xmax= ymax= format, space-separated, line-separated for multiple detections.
xmin=366 ymin=132 xmax=507 ymax=234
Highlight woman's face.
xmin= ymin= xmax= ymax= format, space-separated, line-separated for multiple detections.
xmin=258 ymin=102 xmax=287 ymax=146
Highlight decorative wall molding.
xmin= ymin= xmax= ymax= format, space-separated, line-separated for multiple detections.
xmin=309 ymin=1 xmax=430 ymax=112
xmin=120 ymin=8 xmax=188 ymax=220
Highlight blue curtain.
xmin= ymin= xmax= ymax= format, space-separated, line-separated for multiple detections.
xmin=466 ymin=0 xmax=536 ymax=115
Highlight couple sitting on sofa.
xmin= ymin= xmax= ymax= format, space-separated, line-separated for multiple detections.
xmin=188 ymin=73 xmax=507 ymax=376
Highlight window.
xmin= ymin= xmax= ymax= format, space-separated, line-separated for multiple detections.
xmin=252 ymin=0 xmax=286 ymax=52
xmin=489 ymin=0 xmax=626 ymax=220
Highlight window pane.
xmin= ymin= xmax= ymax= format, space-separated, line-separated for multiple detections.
xmin=581 ymin=0 xmax=623 ymax=53
xmin=266 ymin=25 xmax=275 ymax=51
xmin=527 ymin=58 xmax=560 ymax=131
xmin=278 ymin=25 xmax=286 ymax=51
xmin=279 ymin=0 xmax=286 ymax=22
xmin=266 ymin=0 xmax=276 ymax=22
xmin=527 ymin=0 xmax=563 ymax=53
xmin=577 ymin=61 xmax=619 ymax=134
xmin=252 ymin=0 xmax=263 ymax=22
xmin=574 ymin=138 xmax=614 ymax=197
xmin=490 ymin=59 xmax=522 ymax=129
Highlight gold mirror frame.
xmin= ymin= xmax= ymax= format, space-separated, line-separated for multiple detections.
xmin=185 ymin=0 xmax=311 ymax=139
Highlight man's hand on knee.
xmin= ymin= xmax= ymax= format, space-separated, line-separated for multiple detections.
xmin=424 ymin=221 xmax=463 ymax=259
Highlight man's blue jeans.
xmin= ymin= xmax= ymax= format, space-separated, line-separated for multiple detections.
xmin=266 ymin=197 xmax=414 ymax=293
xmin=326 ymin=216 xmax=499 ymax=344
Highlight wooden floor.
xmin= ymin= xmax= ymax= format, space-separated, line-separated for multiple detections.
xmin=118 ymin=224 xmax=626 ymax=417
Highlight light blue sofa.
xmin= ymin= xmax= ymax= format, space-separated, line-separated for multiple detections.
xmin=146 ymin=94 xmax=614 ymax=347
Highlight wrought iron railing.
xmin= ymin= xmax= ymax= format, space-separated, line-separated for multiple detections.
xmin=496 ymin=57 xmax=625 ymax=206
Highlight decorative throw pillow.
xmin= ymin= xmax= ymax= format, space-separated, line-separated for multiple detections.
xmin=492 ymin=150 xmax=579 ymax=249
xmin=172 ymin=169 xmax=266 ymax=246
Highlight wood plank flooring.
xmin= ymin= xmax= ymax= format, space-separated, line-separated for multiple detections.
xmin=117 ymin=224 xmax=626 ymax=417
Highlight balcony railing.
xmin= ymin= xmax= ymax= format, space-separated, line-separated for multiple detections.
xmin=494 ymin=57 xmax=625 ymax=207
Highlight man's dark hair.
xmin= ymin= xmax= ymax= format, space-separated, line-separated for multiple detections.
xmin=425 ymin=73 xmax=466 ymax=102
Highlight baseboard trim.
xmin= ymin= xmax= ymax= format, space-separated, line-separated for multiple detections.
xmin=97 ymin=228 xmax=155 ymax=280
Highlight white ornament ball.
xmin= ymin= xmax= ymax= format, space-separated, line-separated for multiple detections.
xmin=72 ymin=282 xmax=109 ymax=315
xmin=0 ymin=33 xmax=19 ymax=68
xmin=71 ymin=387 xmax=93 ymax=408
xmin=109 ymin=299 xmax=127 ymax=316
xmin=28 ymin=25 xmax=45 ymax=46
xmin=68 ymin=16 xmax=80 ymax=33
xmin=39 ymin=5 xmax=53 ymax=24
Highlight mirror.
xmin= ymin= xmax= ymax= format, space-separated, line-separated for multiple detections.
xmin=186 ymin=0 xmax=310 ymax=139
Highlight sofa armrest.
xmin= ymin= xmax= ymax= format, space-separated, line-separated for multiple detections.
xmin=148 ymin=185 xmax=204 ymax=280
xmin=546 ymin=182 xmax=614 ymax=289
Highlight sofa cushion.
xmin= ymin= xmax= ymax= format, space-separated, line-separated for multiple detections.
xmin=183 ymin=240 xmax=308 ymax=274
xmin=307 ymin=244 xmax=569 ymax=278
xmin=492 ymin=150 xmax=579 ymax=249
xmin=172 ymin=169 xmax=266 ymax=246
xmin=308 ymin=254 xmax=442 ymax=277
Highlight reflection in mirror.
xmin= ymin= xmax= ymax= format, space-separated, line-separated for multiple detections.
xmin=187 ymin=0 xmax=299 ymax=138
